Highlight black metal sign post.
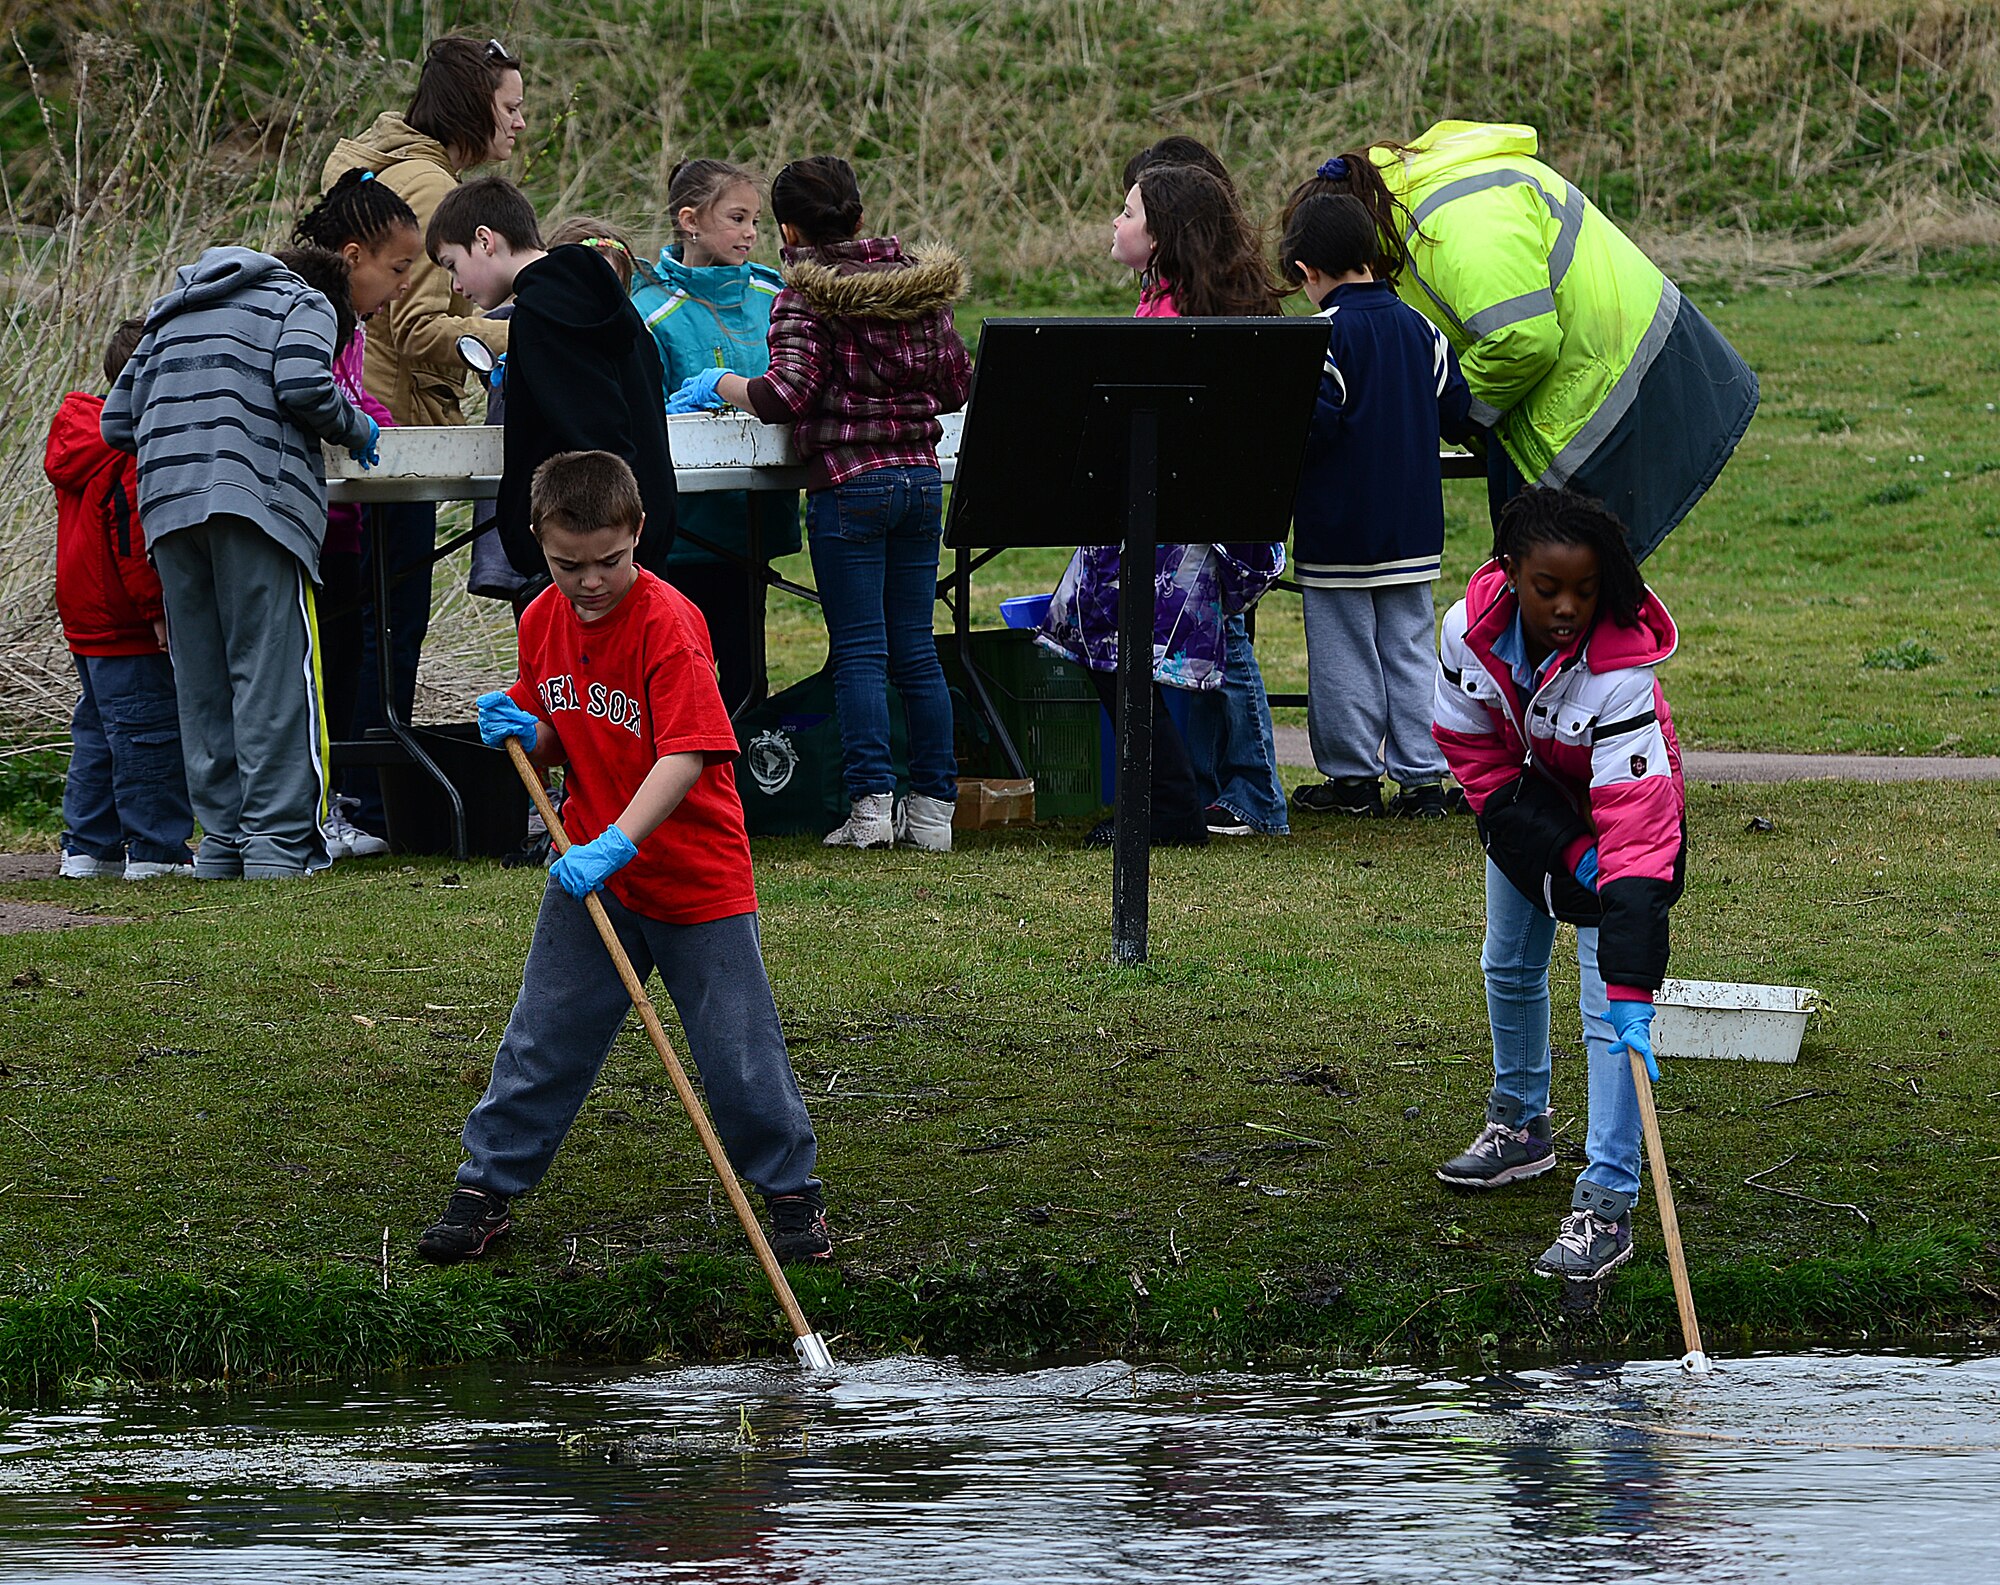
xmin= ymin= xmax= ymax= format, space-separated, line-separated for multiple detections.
xmin=945 ymin=318 xmax=1329 ymax=966
xmin=1111 ymin=401 xmax=1157 ymax=964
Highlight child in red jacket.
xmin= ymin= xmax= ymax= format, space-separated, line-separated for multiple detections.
xmin=1430 ymin=488 xmax=1687 ymax=1284
xmin=44 ymin=319 xmax=194 ymax=880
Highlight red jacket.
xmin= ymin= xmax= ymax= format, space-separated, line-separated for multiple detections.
xmin=46 ymin=391 xmax=164 ymax=656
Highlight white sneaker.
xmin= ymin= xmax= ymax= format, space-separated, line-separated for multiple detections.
xmin=123 ymin=859 xmax=192 ymax=880
xmin=326 ymin=798 xmax=389 ymax=860
xmin=59 ymin=853 xmax=122 ymax=878
xmin=823 ymin=793 xmax=894 ymax=848
xmin=893 ymin=792 xmax=955 ymax=852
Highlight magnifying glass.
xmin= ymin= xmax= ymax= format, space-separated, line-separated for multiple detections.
xmin=456 ymin=334 xmax=497 ymax=377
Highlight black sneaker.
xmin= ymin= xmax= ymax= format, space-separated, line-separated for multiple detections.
xmin=1083 ymin=817 xmax=1210 ymax=849
xmin=767 ymin=1187 xmax=833 ymax=1263
xmin=1436 ymin=1114 xmax=1557 ymax=1188
xmin=1203 ymin=804 xmax=1254 ymax=837
xmin=1292 ymin=777 xmax=1384 ymax=817
xmin=1387 ymin=782 xmax=1451 ymax=819
xmin=416 ymin=1186 xmax=512 ymax=1264
xmin=1533 ymin=1210 xmax=1635 ymax=1281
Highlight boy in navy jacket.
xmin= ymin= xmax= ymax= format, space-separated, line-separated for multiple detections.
xmin=1283 ymin=194 xmax=1473 ymax=819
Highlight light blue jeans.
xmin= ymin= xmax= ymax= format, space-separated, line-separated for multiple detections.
xmin=1183 ymin=613 xmax=1288 ymax=833
xmin=1482 ymin=858 xmax=1641 ymax=1199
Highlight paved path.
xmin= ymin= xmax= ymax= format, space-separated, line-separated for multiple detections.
xmin=1270 ymin=726 xmax=2000 ymax=783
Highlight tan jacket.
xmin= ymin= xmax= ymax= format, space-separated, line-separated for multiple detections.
xmin=319 ymin=113 xmax=510 ymax=426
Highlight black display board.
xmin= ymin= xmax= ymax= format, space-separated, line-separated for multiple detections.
xmin=946 ymin=317 xmax=1330 ymax=962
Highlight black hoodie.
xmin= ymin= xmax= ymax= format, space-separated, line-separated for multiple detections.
xmin=499 ymin=245 xmax=678 ymax=576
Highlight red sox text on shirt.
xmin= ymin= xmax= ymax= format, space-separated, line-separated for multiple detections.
xmin=535 ymin=673 xmax=645 ymax=739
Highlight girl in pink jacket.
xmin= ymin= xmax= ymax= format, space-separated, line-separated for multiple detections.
xmin=1430 ymin=487 xmax=1687 ymax=1284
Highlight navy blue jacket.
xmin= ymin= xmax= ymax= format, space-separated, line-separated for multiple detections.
xmin=1291 ymin=280 xmax=1472 ymax=589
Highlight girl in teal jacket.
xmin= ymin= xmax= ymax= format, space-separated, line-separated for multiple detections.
xmin=631 ymin=159 xmax=801 ymax=710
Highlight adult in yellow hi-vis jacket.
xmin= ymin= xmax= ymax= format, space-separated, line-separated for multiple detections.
xmin=1289 ymin=122 xmax=1757 ymax=561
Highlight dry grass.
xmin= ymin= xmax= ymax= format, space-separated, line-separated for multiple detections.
xmin=4 ymin=0 xmax=1999 ymax=735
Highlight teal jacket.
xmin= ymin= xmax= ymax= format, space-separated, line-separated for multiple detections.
xmin=631 ymin=248 xmax=801 ymax=565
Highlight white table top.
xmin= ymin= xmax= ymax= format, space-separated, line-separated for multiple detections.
xmin=325 ymin=412 xmax=963 ymax=505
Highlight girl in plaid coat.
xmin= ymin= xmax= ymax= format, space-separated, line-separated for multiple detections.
xmin=679 ymin=157 xmax=972 ymax=852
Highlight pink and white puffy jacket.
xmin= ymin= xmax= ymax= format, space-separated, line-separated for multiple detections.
xmin=1433 ymin=559 xmax=1687 ymax=997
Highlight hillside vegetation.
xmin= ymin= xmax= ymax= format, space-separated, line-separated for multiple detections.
xmin=3 ymin=1 xmax=1998 ymax=739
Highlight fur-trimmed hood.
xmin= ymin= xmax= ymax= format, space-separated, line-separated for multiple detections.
xmin=778 ymin=236 xmax=966 ymax=322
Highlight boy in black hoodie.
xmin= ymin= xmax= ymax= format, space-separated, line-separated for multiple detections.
xmin=427 ymin=178 xmax=678 ymax=581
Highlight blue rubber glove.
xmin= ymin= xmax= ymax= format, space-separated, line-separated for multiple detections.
xmin=348 ymin=415 xmax=381 ymax=470
xmin=488 ymin=352 xmax=506 ymax=392
xmin=551 ymin=823 xmax=638 ymax=899
xmin=1574 ymin=846 xmax=1600 ymax=890
xmin=1608 ymin=999 xmax=1659 ymax=1083
xmin=476 ymin=690 xmax=539 ymax=752
xmin=666 ymin=366 xmax=728 ymax=414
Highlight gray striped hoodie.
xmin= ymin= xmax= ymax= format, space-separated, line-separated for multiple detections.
xmin=101 ymin=247 xmax=372 ymax=577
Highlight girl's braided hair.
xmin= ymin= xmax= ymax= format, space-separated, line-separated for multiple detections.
xmin=1494 ymin=487 xmax=1647 ymax=628
xmin=1280 ymin=144 xmax=1428 ymax=285
xmin=295 ymin=168 xmax=419 ymax=254
xmin=1133 ymin=163 xmax=1284 ymax=317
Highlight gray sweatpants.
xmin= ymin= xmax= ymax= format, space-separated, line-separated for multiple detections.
xmin=152 ymin=516 xmax=330 ymax=878
xmin=460 ymin=886 xmax=819 ymax=1201
xmin=1302 ymin=581 xmax=1449 ymax=785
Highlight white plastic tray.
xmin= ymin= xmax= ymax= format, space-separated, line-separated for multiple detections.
xmin=1652 ymin=978 xmax=1821 ymax=1064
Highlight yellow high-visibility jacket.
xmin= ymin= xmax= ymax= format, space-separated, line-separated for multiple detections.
xmin=1372 ymin=121 xmax=1756 ymax=554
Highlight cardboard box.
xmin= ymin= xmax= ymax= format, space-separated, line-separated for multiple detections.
xmin=953 ymin=778 xmax=1036 ymax=829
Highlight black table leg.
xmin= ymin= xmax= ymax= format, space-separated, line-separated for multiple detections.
xmin=368 ymin=500 xmax=465 ymax=859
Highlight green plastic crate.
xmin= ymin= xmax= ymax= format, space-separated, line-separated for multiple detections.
xmin=953 ymin=628 xmax=1104 ymax=819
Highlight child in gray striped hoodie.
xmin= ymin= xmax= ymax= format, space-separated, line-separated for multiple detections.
xmin=102 ymin=244 xmax=380 ymax=879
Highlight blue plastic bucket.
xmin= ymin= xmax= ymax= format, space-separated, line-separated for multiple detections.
xmin=1000 ymin=593 xmax=1052 ymax=630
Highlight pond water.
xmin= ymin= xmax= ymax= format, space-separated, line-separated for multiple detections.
xmin=2 ymin=1350 xmax=1996 ymax=1582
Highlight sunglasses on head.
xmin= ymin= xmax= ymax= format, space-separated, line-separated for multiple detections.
xmin=485 ymin=38 xmax=512 ymax=62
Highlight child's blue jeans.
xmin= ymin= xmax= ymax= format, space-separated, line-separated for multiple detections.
xmin=63 ymin=651 xmax=194 ymax=865
xmin=1482 ymin=858 xmax=1642 ymax=1200
xmin=806 ymin=466 xmax=957 ymax=804
xmin=459 ymin=886 xmax=819 ymax=1202
xmin=1183 ymin=613 xmax=1289 ymax=833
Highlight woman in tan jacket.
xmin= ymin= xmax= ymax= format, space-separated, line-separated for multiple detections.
xmin=319 ymin=35 xmax=526 ymax=839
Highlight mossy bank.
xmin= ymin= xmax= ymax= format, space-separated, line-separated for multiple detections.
xmin=3 ymin=779 xmax=1996 ymax=1397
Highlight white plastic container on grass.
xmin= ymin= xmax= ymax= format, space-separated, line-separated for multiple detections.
xmin=1652 ymin=979 xmax=1821 ymax=1064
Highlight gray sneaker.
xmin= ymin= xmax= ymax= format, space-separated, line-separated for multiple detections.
xmin=1436 ymin=1114 xmax=1556 ymax=1188
xmin=1533 ymin=1181 xmax=1636 ymax=1281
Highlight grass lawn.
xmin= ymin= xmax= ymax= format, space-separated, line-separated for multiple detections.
xmin=1 ymin=777 xmax=1995 ymax=1392
xmin=746 ymin=272 xmax=2000 ymax=756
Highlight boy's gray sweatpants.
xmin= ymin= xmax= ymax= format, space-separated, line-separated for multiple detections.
xmin=460 ymin=885 xmax=819 ymax=1201
xmin=1302 ymin=582 xmax=1449 ymax=786
xmin=151 ymin=515 xmax=330 ymax=878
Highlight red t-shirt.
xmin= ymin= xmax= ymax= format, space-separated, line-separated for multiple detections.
xmin=508 ymin=569 xmax=755 ymax=924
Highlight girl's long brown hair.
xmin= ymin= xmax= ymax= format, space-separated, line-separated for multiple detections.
xmin=1280 ymin=143 xmax=1428 ymax=285
xmin=1134 ymin=163 xmax=1284 ymax=317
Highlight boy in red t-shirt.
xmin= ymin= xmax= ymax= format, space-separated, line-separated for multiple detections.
xmin=417 ymin=450 xmax=827 ymax=1266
